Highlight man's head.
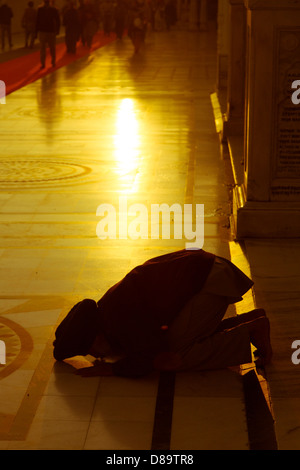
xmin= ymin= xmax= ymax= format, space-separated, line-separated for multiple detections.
xmin=53 ymin=299 xmax=100 ymax=361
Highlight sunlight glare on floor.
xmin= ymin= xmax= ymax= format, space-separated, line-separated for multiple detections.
xmin=114 ymin=98 xmax=141 ymax=186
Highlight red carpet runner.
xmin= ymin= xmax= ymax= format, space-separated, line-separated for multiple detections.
xmin=0 ymin=31 xmax=116 ymax=96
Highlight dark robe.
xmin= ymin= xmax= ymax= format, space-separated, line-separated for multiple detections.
xmin=54 ymin=249 xmax=216 ymax=376
xmin=96 ymin=249 xmax=215 ymax=376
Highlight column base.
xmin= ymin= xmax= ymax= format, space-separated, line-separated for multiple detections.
xmin=227 ymin=135 xmax=300 ymax=239
xmin=231 ymin=186 xmax=300 ymax=239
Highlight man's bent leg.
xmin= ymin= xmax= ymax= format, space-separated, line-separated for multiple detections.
xmin=215 ymin=308 xmax=266 ymax=332
xmin=167 ymin=292 xmax=230 ymax=354
xmin=173 ymin=322 xmax=253 ymax=371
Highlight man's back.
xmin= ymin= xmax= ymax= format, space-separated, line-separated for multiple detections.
xmin=23 ymin=6 xmax=37 ymax=25
xmin=36 ymin=5 xmax=60 ymax=34
xmin=0 ymin=4 xmax=13 ymax=25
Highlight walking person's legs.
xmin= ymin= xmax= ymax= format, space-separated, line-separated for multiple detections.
xmin=7 ymin=24 xmax=12 ymax=47
xmin=48 ymin=32 xmax=56 ymax=66
xmin=29 ymin=29 xmax=35 ymax=48
xmin=39 ymin=32 xmax=47 ymax=68
xmin=0 ymin=24 xmax=10 ymax=49
xmin=0 ymin=25 xmax=4 ymax=50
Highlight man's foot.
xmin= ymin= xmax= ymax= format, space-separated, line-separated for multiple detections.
xmin=249 ymin=316 xmax=273 ymax=367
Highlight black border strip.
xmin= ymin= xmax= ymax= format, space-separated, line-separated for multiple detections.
xmin=151 ymin=368 xmax=278 ymax=451
xmin=151 ymin=371 xmax=176 ymax=450
xmin=242 ymin=369 xmax=278 ymax=450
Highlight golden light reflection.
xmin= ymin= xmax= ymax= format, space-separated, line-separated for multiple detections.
xmin=114 ymin=98 xmax=141 ymax=177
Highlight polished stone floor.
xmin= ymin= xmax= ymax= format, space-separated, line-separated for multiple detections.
xmin=244 ymin=239 xmax=300 ymax=450
xmin=0 ymin=26 xmax=271 ymax=450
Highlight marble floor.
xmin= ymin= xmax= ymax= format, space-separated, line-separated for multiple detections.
xmin=0 ymin=26 xmax=273 ymax=450
xmin=243 ymin=239 xmax=300 ymax=450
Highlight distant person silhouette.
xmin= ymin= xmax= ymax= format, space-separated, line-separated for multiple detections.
xmin=114 ymin=0 xmax=127 ymax=40
xmin=53 ymin=249 xmax=272 ymax=378
xmin=128 ymin=0 xmax=147 ymax=54
xmin=0 ymin=1 xmax=13 ymax=50
xmin=36 ymin=0 xmax=60 ymax=68
xmin=63 ymin=1 xmax=80 ymax=54
xmin=77 ymin=0 xmax=86 ymax=46
xmin=81 ymin=0 xmax=98 ymax=48
xmin=22 ymin=1 xmax=37 ymax=48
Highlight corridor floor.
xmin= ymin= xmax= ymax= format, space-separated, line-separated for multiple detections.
xmin=0 ymin=27 xmax=262 ymax=450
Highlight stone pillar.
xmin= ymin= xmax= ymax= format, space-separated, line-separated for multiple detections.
xmin=217 ymin=0 xmax=231 ymax=90
xmin=232 ymin=0 xmax=300 ymax=238
xmin=189 ymin=0 xmax=198 ymax=30
xmin=199 ymin=0 xmax=208 ymax=31
xmin=224 ymin=0 xmax=246 ymax=137
xmin=176 ymin=0 xmax=184 ymax=23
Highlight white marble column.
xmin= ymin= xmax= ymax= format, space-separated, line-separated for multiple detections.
xmin=224 ymin=0 xmax=246 ymax=136
xmin=176 ymin=0 xmax=184 ymax=23
xmin=232 ymin=0 xmax=300 ymax=238
xmin=189 ymin=0 xmax=198 ymax=30
xmin=199 ymin=0 xmax=208 ymax=31
xmin=217 ymin=0 xmax=231 ymax=90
